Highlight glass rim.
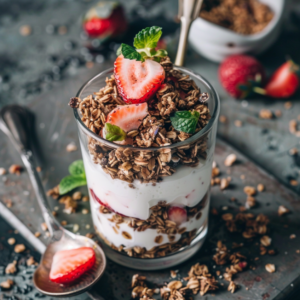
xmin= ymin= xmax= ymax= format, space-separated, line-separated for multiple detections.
xmin=73 ymin=65 xmax=220 ymax=150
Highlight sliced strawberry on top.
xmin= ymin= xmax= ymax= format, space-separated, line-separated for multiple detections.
xmin=49 ymin=247 xmax=96 ymax=284
xmin=107 ymin=102 xmax=148 ymax=132
xmin=168 ymin=206 xmax=187 ymax=225
xmin=114 ymin=55 xmax=165 ymax=104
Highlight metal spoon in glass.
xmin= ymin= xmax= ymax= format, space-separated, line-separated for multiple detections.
xmin=0 ymin=105 xmax=106 ymax=297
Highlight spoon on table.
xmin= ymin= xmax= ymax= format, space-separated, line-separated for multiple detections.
xmin=0 ymin=105 xmax=106 ymax=297
xmin=175 ymin=0 xmax=204 ymax=66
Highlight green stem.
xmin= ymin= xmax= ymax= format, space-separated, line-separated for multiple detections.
xmin=253 ymin=87 xmax=267 ymax=95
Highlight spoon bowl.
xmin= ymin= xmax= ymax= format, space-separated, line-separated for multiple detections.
xmin=34 ymin=233 xmax=106 ymax=297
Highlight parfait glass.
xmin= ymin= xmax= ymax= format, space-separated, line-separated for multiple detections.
xmin=73 ymin=66 xmax=220 ymax=270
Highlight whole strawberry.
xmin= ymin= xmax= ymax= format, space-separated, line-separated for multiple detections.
xmin=83 ymin=1 xmax=127 ymax=40
xmin=219 ymin=55 xmax=266 ymax=99
xmin=256 ymin=60 xmax=299 ymax=98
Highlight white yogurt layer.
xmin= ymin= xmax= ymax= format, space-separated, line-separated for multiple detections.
xmin=83 ymin=149 xmax=213 ymax=220
xmin=90 ymin=197 xmax=210 ymax=251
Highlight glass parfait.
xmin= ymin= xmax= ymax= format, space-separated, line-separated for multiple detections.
xmin=73 ymin=66 xmax=220 ymax=270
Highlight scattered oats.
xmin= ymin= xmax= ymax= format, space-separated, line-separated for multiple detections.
xmin=8 ymin=238 xmax=16 ymax=245
xmin=82 ymin=208 xmax=89 ymax=214
xmin=259 ymin=109 xmax=273 ymax=119
xmin=47 ymin=185 xmax=60 ymax=199
xmin=0 ymin=279 xmax=14 ymax=289
xmin=5 ymin=261 xmax=17 ymax=274
xmin=234 ymin=120 xmax=242 ymax=127
xmin=0 ymin=167 xmax=6 ymax=175
xmin=54 ymin=206 xmax=59 ymax=211
xmin=222 ymin=206 xmax=228 ymax=210
xmin=61 ymin=220 xmax=67 ymax=226
xmin=222 ymin=213 xmax=233 ymax=221
xmin=14 ymin=230 xmax=18 ymax=234
xmin=27 ymin=256 xmax=37 ymax=266
xmin=82 ymin=196 xmax=89 ymax=202
xmin=211 ymin=208 xmax=218 ymax=215
xmin=244 ymin=186 xmax=256 ymax=196
xmin=296 ymin=250 xmax=300 ymax=254
xmin=278 ymin=205 xmax=289 ymax=216
xmin=290 ymin=234 xmax=296 ymax=239
xmin=52 ymin=211 xmax=57 ymax=216
xmin=228 ymin=281 xmax=237 ymax=293
xmin=265 ymin=264 xmax=275 ymax=273
xmin=268 ymin=249 xmax=276 ymax=255
xmin=5 ymin=199 xmax=12 ymax=208
xmin=9 ymin=164 xmax=22 ymax=175
xmin=72 ymin=191 xmax=82 ymax=200
xmin=220 ymin=178 xmax=230 ymax=190
xmin=19 ymin=25 xmax=32 ymax=36
xmin=86 ymin=61 xmax=94 ymax=69
xmin=284 ymin=101 xmax=292 ymax=109
xmin=239 ymin=206 xmax=247 ymax=212
xmin=240 ymin=174 xmax=245 ymax=180
xmin=219 ymin=115 xmax=227 ymax=123
xmin=86 ymin=224 xmax=91 ymax=229
xmin=289 ymin=148 xmax=298 ymax=156
xmin=45 ymin=231 xmax=51 ymax=237
xmin=41 ymin=222 xmax=48 ymax=231
xmin=36 ymin=166 xmax=42 ymax=172
xmin=290 ymin=179 xmax=298 ymax=186
xmin=73 ymin=224 xmax=79 ymax=233
xmin=167 ymin=280 xmax=182 ymax=290
xmin=224 ymin=154 xmax=237 ymax=167
xmin=257 ymin=183 xmax=265 ymax=192
xmin=245 ymin=196 xmax=256 ymax=208
xmin=66 ymin=143 xmax=77 ymax=152
xmin=14 ymin=244 xmax=25 ymax=253
xmin=34 ymin=231 xmax=41 ymax=237
xmin=260 ymin=235 xmax=272 ymax=247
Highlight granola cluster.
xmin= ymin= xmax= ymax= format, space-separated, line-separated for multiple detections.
xmin=97 ymin=193 xmax=208 ymax=258
xmin=70 ymin=57 xmax=211 ymax=185
xmin=200 ymin=0 xmax=274 ymax=35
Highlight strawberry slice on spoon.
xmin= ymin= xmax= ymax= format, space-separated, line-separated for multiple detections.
xmin=114 ymin=55 xmax=165 ymax=104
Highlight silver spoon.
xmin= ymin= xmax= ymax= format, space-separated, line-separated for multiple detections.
xmin=175 ymin=0 xmax=204 ymax=66
xmin=0 ymin=105 xmax=106 ymax=297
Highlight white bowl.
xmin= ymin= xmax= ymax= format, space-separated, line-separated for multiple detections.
xmin=189 ymin=0 xmax=287 ymax=62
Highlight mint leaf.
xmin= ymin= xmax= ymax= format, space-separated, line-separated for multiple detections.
xmin=116 ymin=43 xmax=143 ymax=61
xmin=105 ymin=123 xmax=126 ymax=141
xmin=134 ymin=26 xmax=162 ymax=49
xmin=59 ymin=175 xmax=87 ymax=195
xmin=170 ymin=111 xmax=200 ymax=134
xmin=69 ymin=160 xmax=85 ymax=177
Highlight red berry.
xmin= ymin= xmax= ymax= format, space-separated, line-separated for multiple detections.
xmin=168 ymin=206 xmax=187 ymax=225
xmin=114 ymin=55 xmax=165 ymax=104
xmin=49 ymin=247 xmax=96 ymax=284
xmin=238 ymin=261 xmax=247 ymax=269
xmin=263 ymin=60 xmax=299 ymax=98
xmin=219 ymin=55 xmax=265 ymax=99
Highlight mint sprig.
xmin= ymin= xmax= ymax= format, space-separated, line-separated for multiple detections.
xmin=105 ymin=123 xmax=126 ymax=141
xmin=59 ymin=160 xmax=87 ymax=195
xmin=170 ymin=111 xmax=200 ymax=134
xmin=116 ymin=26 xmax=168 ymax=62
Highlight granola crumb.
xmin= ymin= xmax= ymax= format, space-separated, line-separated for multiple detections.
xmin=19 ymin=25 xmax=32 ymax=36
xmin=5 ymin=261 xmax=17 ymax=274
xmin=289 ymin=148 xmax=298 ymax=156
xmin=245 ymin=196 xmax=256 ymax=208
xmin=228 ymin=281 xmax=237 ymax=293
xmin=0 ymin=167 xmax=6 ymax=175
xmin=34 ymin=231 xmax=41 ymax=237
xmin=234 ymin=120 xmax=242 ymax=127
xmin=268 ymin=249 xmax=276 ymax=255
xmin=220 ymin=178 xmax=230 ymax=190
xmin=265 ymin=263 xmax=275 ymax=273
xmin=41 ymin=222 xmax=48 ymax=231
xmin=73 ymin=224 xmax=79 ymax=233
xmin=290 ymin=179 xmax=298 ymax=186
xmin=224 ymin=154 xmax=237 ymax=167
xmin=0 ymin=279 xmax=14 ymax=289
xmin=36 ymin=166 xmax=42 ymax=172
xmin=275 ymin=110 xmax=282 ymax=117
xmin=47 ymin=185 xmax=60 ymax=199
xmin=9 ymin=164 xmax=22 ymax=175
xmin=14 ymin=244 xmax=26 ymax=253
xmin=82 ymin=208 xmax=89 ymax=214
xmin=260 ymin=235 xmax=271 ymax=247
xmin=284 ymin=101 xmax=292 ymax=110
xmin=58 ymin=25 xmax=68 ymax=35
xmin=61 ymin=220 xmax=67 ymax=226
xmin=7 ymin=238 xmax=16 ymax=245
xmin=66 ymin=143 xmax=77 ymax=152
xmin=290 ymin=234 xmax=296 ymax=239
xmin=52 ymin=211 xmax=57 ymax=217
xmin=82 ymin=196 xmax=89 ymax=202
xmin=86 ymin=232 xmax=94 ymax=238
xmin=240 ymin=174 xmax=245 ymax=180
xmin=257 ymin=183 xmax=265 ymax=192
xmin=27 ymin=256 xmax=37 ymax=266
xmin=170 ymin=270 xmax=177 ymax=278
xmin=69 ymin=97 xmax=81 ymax=108
xmin=243 ymin=186 xmax=256 ymax=196
xmin=259 ymin=109 xmax=273 ymax=119
xmin=72 ymin=191 xmax=82 ymax=201
xmin=219 ymin=115 xmax=227 ymax=123
xmin=278 ymin=205 xmax=289 ymax=216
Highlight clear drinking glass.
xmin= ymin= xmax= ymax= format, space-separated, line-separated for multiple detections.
xmin=73 ymin=66 xmax=220 ymax=270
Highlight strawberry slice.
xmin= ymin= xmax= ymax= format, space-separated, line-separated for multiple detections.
xmin=114 ymin=55 xmax=165 ymax=104
xmin=107 ymin=102 xmax=148 ymax=132
xmin=168 ymin=206 xmax=187 ymax=225
xmin=49 ymin=247 xmax=96 ymax=284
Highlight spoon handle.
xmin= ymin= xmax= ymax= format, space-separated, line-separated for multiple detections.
xmin=0 ymin=105 xmax=60 ymax=236
xmin=175 ymin=0 xmax=203 ymax=66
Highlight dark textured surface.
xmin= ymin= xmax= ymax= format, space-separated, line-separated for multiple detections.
xmin=1 ymin=0 xmax=300 ymax=299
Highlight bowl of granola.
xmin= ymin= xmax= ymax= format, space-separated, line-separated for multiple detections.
xmin=70 ymin=26 xmax=220 ymax=270
xmin=189 ymin=0 xmax=286 ymax=62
